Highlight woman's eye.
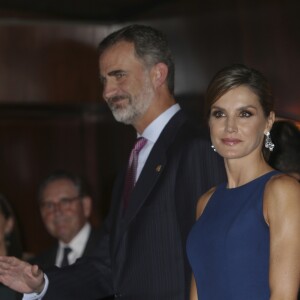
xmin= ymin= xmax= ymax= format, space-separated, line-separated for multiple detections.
xmin=240 ymin=111 xmax=252 ymax=117
xmin=212 ymin=111 xmax=225 ymax=118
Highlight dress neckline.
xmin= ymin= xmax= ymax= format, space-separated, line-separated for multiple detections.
xmin=224 ymin=170 xmax=279 ymax=191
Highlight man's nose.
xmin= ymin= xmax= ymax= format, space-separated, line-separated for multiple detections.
xmin=102 ymin=80 xmax=117 ymax=101
xmin=52 ymin=202 xmax=64 ymax=214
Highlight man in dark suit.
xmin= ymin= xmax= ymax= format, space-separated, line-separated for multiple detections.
xmin=30 ymin=171 xmax=100 ymax=271
xmin=0 ymin=24 xmax=226 ymax=300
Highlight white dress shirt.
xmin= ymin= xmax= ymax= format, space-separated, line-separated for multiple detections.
xmin=23 ymin=103 xmax=181 ymax=300
xmin=136 ymin=103 xmax=180 ymax=181
xmin=56 ymin=222 xmax=91 ymax=267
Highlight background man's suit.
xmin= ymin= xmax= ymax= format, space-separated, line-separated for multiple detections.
xmin=43 ymin=110 xmax=226 ymax=300
xmin=31 ymin=228 xmax=101 ymax=271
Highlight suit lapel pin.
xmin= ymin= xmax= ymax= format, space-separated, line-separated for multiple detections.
xmin=156 ymin=165 xmax=162 ymax=172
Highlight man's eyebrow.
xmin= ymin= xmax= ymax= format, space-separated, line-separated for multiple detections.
xmin=107 ymin=69 xmax=126 ymax=76
xmin=99 ymin=69 xmax=126 ymax=83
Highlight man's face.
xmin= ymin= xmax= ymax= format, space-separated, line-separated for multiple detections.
xmin=39 ymin=179 xmax=91 ymax=244
xmin=99 ymin=41 xmax=155 ymax=125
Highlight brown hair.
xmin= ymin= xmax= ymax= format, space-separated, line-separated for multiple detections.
xmin=205 ymin=64 xmax=274 ymax=119
xmin=98 ymin=24 xmax=175 ymax=95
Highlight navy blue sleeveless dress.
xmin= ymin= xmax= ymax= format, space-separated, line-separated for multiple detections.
xmin=186 ymin=170 xmax=279 ymax=300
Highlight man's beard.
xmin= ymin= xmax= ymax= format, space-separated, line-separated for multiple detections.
xmin=107 ymin=80 xmax=154 ymax=125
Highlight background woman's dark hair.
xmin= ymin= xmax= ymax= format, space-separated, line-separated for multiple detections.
xmin=205 ymin=63 xmax=274 ymax=119
xmin=0 ymin=194 xmax=23 ymax=258
xmin=269 ymin=120 xmax=300 ymax=175
xmin=97 ymin=24 xmax=175 ymax=95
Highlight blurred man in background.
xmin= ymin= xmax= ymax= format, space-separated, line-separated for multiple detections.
xmin=31 ymin=170 xmax=100 ymax=270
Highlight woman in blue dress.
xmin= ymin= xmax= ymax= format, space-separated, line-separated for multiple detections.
xmin=186 ymin=64 xmax=300 ymax=300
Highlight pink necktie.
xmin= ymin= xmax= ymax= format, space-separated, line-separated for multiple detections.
xmin=122 ymin=137 xmax=147 ymax=210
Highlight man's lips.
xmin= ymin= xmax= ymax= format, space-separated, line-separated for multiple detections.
xmin=107 ymin=96 xmax=129 ymax=109
xmin=221 ymin=138 xmax=242 ymax=146
xmin=109 ymin=95 xmax=128 ymax=104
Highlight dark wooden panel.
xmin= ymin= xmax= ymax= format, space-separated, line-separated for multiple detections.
xmin=0 ymin=104 xmax=134 ymax=255
xmin=0 ymin=23 xmax=103 ymax=103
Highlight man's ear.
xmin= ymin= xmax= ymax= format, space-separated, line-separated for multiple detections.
xmin=151 ymin=63 xmax=168 ymax=88
xmin=82 ymin=196 xmax=92 ymax=218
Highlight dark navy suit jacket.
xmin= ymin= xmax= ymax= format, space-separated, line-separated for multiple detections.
xmin=44 ymin=110 xmax=226 ymax=300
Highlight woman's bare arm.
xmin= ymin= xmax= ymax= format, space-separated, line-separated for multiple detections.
xmin=190 ymin=274 xmax=198 ymax=300
xmin=264 ymin=175 xmax=300 ymax=299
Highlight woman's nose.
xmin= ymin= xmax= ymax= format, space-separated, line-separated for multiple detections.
xmin=225 ymin=117 xmax=238 ymax=133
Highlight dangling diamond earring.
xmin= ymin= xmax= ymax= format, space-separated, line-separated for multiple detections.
xmin=264 ymin=131 xmax=275 ymax=151
xmin=211 ymin=145 xmax=217 ymax=152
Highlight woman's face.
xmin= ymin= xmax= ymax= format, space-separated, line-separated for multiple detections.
xmin=209 ymin=85 xmax=274 ymax=160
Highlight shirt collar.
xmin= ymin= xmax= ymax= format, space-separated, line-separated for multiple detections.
xmin=139 ymin=103 xmax=180 ymax=143
xmin=59 ymin=222 xmax=91 ymax=254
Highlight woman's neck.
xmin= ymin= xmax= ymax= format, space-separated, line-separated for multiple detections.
xmin=225 ymin=153 xmax=272 ymax=188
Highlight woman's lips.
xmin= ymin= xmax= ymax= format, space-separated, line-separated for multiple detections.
xmin=221 ymin=138 xmax=242 ymax=146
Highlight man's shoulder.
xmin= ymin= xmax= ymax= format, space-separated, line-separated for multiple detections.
xmin=171 ymin=111 xmax=210 ymax=144
xmin=87 ymin=227 xmax=102 ymax=243
xmin=83 ymin=227 xmax=102 ymax=255
xmin=29 ymin=244 xmax=58 ymax=270
xmin=161 ymin=109 xmax=210 ymax=143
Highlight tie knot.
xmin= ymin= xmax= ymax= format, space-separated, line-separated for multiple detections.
xmin=63 ymin=246 xmax=72 ymax=255
xmin=133 ymin=137 xmax=147 ymax=154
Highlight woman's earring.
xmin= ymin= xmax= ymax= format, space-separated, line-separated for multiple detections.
xmin=211 ymin=145 xmax=217 ymax=152
xmin=264 ymin=131 xmax=275 ymax=151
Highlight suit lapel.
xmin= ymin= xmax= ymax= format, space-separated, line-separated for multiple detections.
xmin=120 ymin=142 xmax=167 ymax=227
xmin=113 ymin=110 xmax=187 ymax=252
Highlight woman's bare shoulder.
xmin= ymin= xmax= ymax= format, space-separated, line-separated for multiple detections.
xmin=264 ymin=173 xmax=300 ymax=224
xmin=265 ymin=173 xmax=300 ymax=198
